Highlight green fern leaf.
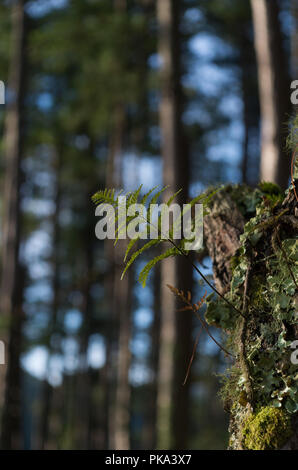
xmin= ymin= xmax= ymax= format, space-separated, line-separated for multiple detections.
xmin=121 ymin=239 xmax=162 ymax=280
xmin=138 ymin=246 xmax=180 ymax=287
xmin=140 ymin=186 xmax=159 ymax=206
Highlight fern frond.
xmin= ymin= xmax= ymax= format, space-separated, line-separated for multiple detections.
xmin=140 ymin=186 xmax=159 ymax=205
xmin=92 ymin=184 xmax=221 ymax=287
xmin=165 ymin=188 xmax=182 ymax=207
xmin=121 ymin=239 xmax=162 ymax=280
xmin=130 ymin=184 xmax=143 ymax=205
xmin=147 ymin=186 xmax=169 ymax=226
xmin=124 ymin=236 xmax=139 ymax=262
xmin=138 ymin=246 xmax=180 ymax=287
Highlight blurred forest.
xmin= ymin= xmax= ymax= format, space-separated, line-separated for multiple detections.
xmin=0 ymin=0 xmax=296 ymax=450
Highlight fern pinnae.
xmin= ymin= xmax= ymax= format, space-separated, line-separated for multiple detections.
xmin=123 ymin=223 xmax=149 ymax=260
xmin=145 ymin=185 xmax=169 ymax=237
xmin=114 ymin=215 xmax=137 ymax=246
xmin=131 ymin=184 xmax=143 ymax=205
xmin=138 ymin=246 xmax=180 ymax=287
xmin=147 ymin=186 xmax=169 ymax=220
xmin=165 ymin=188 xmax=182 ymax=207
xmin=140 ymin=186 xmax=159 ymax=206
xmin=121 ymin=239 xmax=161 ymax=280
xmin=124 ymin=236 xmax=139 ymax=262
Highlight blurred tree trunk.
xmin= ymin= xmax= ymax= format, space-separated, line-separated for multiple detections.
xmin=291 ymin=0 xmax=298 ymax=118
xmin=74 ymin=138 xmax=98 ymax=450
xmin=104 ymin=107 xmax=133 ymax=450
xmin=291 ymin=1 xmax=298 ymax=80
xmin=39 ymin=149 xmax=62 ymax=450
xmin=147 ymin=264 xmax=161 ymax=449
xmin=241 ymin=72 xmax=250 ymax=185
xmin=103 ymin=106 xmax=125 ymax=449
xmin=75 ymin=207 xmax=94 ymax=449
xmin=113 ymin=266 xmax=132 ymax=450
xmin=103 ymin=0 xmax=133 ymax=452
xmin=156 ymin=0 xmax=192 ymax=449
xmin=239 ymin=34 xmax=260 ymax=186
xmin=250 ymin=0 xmax=291 ymax=189
xmin=240 ymin=40 xmax=252 ymax=185
xmin=0 ymin=0 xmax=27 ymax=449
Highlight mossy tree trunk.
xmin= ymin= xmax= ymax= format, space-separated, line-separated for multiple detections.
xmin=204 ymin=182 xmax=297 ymax=450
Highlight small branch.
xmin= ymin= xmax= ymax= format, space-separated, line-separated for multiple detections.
xmin=167 ymin=284 xmax=235 ymax=358
xmin=183 ymin=327 xmax=202 ymax=386
xmin=194 ymin=311 xmax=234 ymax=358
xmin=167 ymin=238 xmax=247 ymax=319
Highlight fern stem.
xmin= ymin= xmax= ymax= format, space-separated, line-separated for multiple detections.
xmin=166 ymin=239 xmax=246 ymax=319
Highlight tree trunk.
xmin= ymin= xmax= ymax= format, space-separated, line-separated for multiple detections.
xmin=75 ymin=215 xmax=94 ymax=449
xmin=39 ymin=149 xmax=62 ymax=450
xmin=250 ymin=0 xmax=291 ymax=189
xmin=204 ymin=182 xmax=298 ymax=450
xmin=102 ymin=106 xmax=126 ymax=449
xmin=104 ymin=102 xmax=132 ymax=449
xmin=113 ymin=266 xmax=133 ymax=450
xmin=0 ymin=0 xmax=27 ymax=449
xmin=147 ymin=264 xmax=161 ymax=449
xmin=291 ymin=0 xmax=298 ymax=118
xmin=291 ymin=0 xmax=298 ymax=81
xmin=156 ymin=0 xmax=192 ymax=449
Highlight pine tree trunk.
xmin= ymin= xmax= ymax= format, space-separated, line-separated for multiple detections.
xmin=147 ymin=264 xmax=161 ymax=449
xmin=250 ymin=0 xmax=291 ymax=189
xmin=156 ymin=0 xmax=192 ymax=449
xmin=291 ymin=0 xmax=298 ymax=81
xmin=291 ymin=0 xmax=298 ymax=118
xmin=39 ymin=149 xmax=62 ymax=450
xmin=103 ymin=106 xmax=126 ymax=449
xmin=0 ymin=0 xmax=27 ymax=449
xmin=104 ymin=101 xmax=132 ymax=449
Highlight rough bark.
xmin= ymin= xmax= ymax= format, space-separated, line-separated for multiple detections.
xmin=204 ymin=193 xmax=245 ymax=295
xmin=204 ymin=182 xmax=298 ymax=450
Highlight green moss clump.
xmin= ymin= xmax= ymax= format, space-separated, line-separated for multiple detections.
xmin=249 ymin=275 xmax=267 ymax=309
xmin=258 ymin=181 xmax=282 ymax=196
xmin=242 ymin=407 xmax=292 ymax=450
xmin=258 ymin=182 xmax=283 ymax=205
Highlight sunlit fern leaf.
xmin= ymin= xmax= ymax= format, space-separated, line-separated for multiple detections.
xmin=124 ymin=187 xmax=168 ymax=259
xmin=140 ymin=186 xmax=159 ymax=205
xmin=92 ymin=185 xmax=220 ymax=287
xmin=165 ymin=188 xmax=182 ymax=206
xmin=147 ymin=186 xmax=169 ymax=226
xmin=138 ymin=246 xmax=181 ymax=288
xmin=130 ymin=184 xmax=143 ymax=205
xmin=114 ymin=215 xmax=136 ymax=246
xmin=154 ymin=188 xmax=183 ymax=238
xmin=121 ymin=239 xmax=162 ymax=280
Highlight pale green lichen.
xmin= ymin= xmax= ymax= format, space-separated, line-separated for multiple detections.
xmin=242 ymin=407 xmax=292 ymax=450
